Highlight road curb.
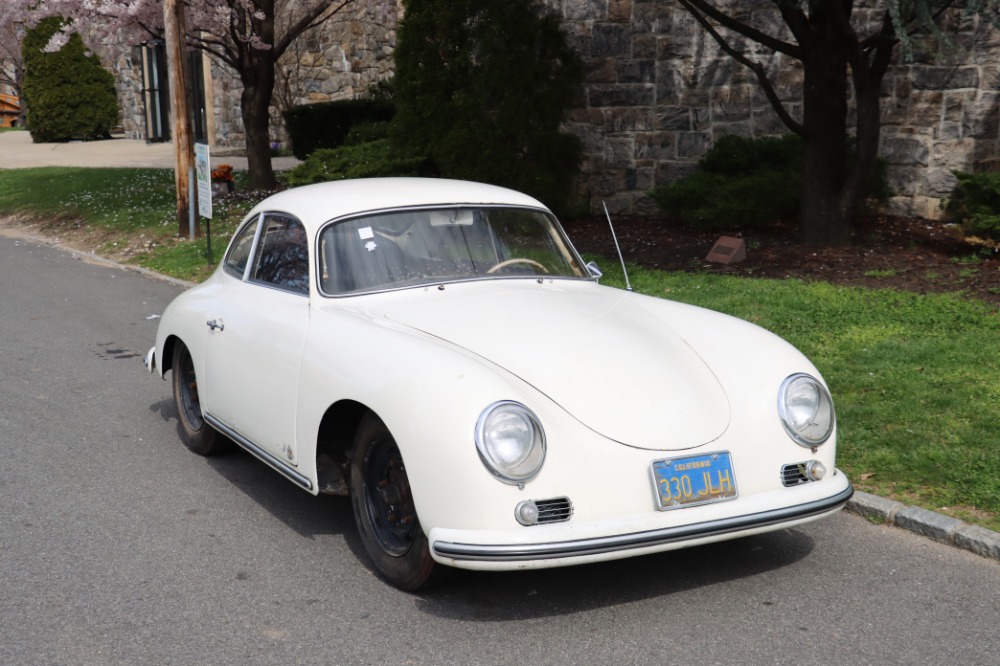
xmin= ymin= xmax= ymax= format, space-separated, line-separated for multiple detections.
xmin=846 ymin=491 xmax=1000 ymax=562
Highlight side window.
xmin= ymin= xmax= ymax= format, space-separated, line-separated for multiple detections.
xmin=224 ymin=215 xmax=260 ymax=279
xmin=250 ymin=214 xmax=310 ymax=295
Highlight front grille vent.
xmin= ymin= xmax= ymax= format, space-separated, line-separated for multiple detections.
xmin=535 ymin=497 xmax=573 ymax=523
xmin=781 ymin=463 xmax=812 ymax=487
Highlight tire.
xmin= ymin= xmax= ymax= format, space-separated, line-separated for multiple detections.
xmin=350 ymin=413 xmax=439 ymax=590
xmin=171 ymin=341 xmax=226 ymax=456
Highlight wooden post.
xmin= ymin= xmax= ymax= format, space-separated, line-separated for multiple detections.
xmin=163 ymin=0 xmax=197 ymax=237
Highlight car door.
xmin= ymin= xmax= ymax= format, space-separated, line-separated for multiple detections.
xmin=203 ymin=212 xmax=311 ymax=467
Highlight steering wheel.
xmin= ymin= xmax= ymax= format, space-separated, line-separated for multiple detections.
xmin=486 ymin=258 xmax=550 ymax=274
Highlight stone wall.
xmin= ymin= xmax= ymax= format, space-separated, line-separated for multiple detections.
xmin=551 ymin=0 xmax=1000 ymax=217
xmin=109 ymin=1 xmax=399 ymax=151
xmin=106 ymin=0 xmax=1000 ymax=219
xmin=207 ymin=1 xmax=400 ymax=151
xmin=111 ymin=47 xmax=144 ymax=139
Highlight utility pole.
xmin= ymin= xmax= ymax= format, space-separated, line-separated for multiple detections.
xmin=164 ymin=0 xmax=197 ymax=237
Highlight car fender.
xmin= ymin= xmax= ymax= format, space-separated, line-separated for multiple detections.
xmin=295 ymin=302 xmax=569 ymax=530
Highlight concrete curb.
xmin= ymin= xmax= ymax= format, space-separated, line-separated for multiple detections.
xmin=846 ymin=491 xmax=1000 ymax=562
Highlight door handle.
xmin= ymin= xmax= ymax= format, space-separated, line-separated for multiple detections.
xmin=207 ymin=319 xmax=224 ymax=331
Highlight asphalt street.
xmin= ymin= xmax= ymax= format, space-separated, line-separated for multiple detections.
xmin=0 ymin=231 xmax=998 ymax=665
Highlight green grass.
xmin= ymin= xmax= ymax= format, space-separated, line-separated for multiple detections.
xmin=0 ymin=167 xmax=255 ymax=281
xmin=0 ymin=167 xmax=177 ymax=230
xmin=864 ymin=268 xmax=898 ymax=278
xmin=1 ymin=167 xmax=997 ymax=532
xmin=595 ymin=261 xmax=1000 ymax=532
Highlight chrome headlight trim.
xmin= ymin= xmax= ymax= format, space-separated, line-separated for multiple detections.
xmin=778 ymin=373 xmax=836 ymax=447
xmin=475 ymin=401 xmax=546 ymax=484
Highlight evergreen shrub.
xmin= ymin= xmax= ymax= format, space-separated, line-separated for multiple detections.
xmin=948 ymin=171 xmax=1000 ymax=242
xmin=650 ymin=134 xmax=890 ymax=231
xmin=650 ymin=135 xmax=803 ymax=231
xmin=390 ymin=0 xmax=583 ymax=215
xmin=284 ymin=98 xmax=395 ymax=160
xmin=21 ymin=17 xmax=118 ymax=142
xmin=282 ymin=139 xmax=435 ymax=188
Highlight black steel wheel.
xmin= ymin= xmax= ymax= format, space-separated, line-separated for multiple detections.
xmin=171 ymin=342 xmax=226 ymax=456
xmin=350 ymin=413 xmax=438 ymax=590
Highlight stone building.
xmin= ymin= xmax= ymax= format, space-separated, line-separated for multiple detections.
xmin=108 ymin=0 xmax=1000 ymax=219
xmin=109 ymin=2 xmax=399 ymax=153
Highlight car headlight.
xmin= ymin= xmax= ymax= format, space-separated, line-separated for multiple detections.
xmin=475 ymin=401 xmax=546 ymax=484
xmin=778 ymin=373 xmax=835 ymax=447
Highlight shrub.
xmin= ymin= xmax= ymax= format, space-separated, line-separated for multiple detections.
xmin=650 ymin=134 xmax=891 ymax=231
xmin=390 ymin=0 xmax=583 ymax=215
xmin=948 ymin=171 xmax=1000 ymax=242
xmin=650 ymin=135 xmax=802 ymax=230
xmin=282 ymin=139 xmax=435 ymax=187
xmin=21 ymin=17 xmax=118 ymax=142
xmin=284 ymin=97 xmax=395 ymax=160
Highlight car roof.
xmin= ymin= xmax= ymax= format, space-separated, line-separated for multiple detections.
xmin=246 ymin=178 xmax=551 ymax=234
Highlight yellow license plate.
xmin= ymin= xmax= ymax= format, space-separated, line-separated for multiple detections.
xmin=650 ymin=452 xmax=738 ymax=510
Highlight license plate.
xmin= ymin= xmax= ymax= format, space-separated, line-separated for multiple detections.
xmin=650 ymin=451 xmax=738 ymax=511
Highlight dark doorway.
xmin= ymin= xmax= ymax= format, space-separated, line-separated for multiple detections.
xmin=140 ymin=41 xmax=170 ymax=143
xmin=188 ymin=50 xmax=209 ymax=144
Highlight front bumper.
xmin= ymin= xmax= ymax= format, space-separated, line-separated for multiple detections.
xmin=431 ymin=482 xmax=853 ymax=570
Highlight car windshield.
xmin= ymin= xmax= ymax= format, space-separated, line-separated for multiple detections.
xmin=318 ymin=206 xmax=588 ymax=295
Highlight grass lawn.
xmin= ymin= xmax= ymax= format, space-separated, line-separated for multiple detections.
xmin=0 ymin=167 xmax=249 ymax=282
xmin=1 ymin=166 xmax=998 ymax=531
xmin=597 ymin=262 xmax=1000 ymax=531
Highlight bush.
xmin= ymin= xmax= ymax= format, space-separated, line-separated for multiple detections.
xmin=948 ymin=171 xmax=1000 ymax=242
xmin=282 ymin=139 xmax=435 ymax=187
xmin=284 ymin=97 xmax=395 ymax=160
xmin=650 ymin=135 xmax=802 ymax=230
xmin=390 ymin=0 xmax=583 ymax=215
xmin=650 ymin=134 xmax=891 ymax=231
xmin=21 ymin=17 xmax=118 ymax=142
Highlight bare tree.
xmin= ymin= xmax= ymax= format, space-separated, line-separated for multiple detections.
xmin=1 ymin=0 xmax=380 ymax=189
xmin=673 ymin=0 xmax=993 ymax=246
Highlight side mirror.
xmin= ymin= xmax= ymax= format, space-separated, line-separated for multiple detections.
xmin=586 ymin=261 xmax=603 ymax=279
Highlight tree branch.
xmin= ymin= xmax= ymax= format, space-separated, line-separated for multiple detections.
xmin=677 ymin=0 xmax=805 ymax=135
xmin=274 ymin=0 xmax=356 ymax=58
xmin=678 ymin=0 xmax=802 ymax=58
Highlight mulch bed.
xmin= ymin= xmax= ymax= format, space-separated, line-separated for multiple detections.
xmin=563 ymin=214 xmax=1000 ymax=308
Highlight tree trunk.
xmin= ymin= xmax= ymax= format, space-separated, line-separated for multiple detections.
xmin=241 ymin=65 xmax=278 ymax=191
xmin=841 ymin=15 xmax=896 ymax=226
xmin=239 ymin=5 xmax=277 ymax=192
xmin=799 ymin=42 xmax=851 ymax=246
xmin=839 ymin=73 xmax=882 ymax=224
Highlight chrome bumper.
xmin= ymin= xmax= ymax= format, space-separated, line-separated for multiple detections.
xmin=432 ymin=484 xmax=853 ymax=562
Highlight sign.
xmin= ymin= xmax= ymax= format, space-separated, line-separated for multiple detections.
xmin=705 ymin=236 xmax=746 ymax=264
xmin=195 ymin=142 xmax=212 ymax=219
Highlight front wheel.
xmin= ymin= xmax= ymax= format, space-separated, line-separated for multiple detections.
xmin=350 ymin=413 xmax=438 ymax=590
xmin=171 ymin=341 xmax=227 ymax=456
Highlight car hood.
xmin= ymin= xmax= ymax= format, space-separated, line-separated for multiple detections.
xmin=381 ymin=283 xmax=730 ymax=450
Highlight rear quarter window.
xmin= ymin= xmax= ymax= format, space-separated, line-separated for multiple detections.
xmin=224 ymin=215 xmax=260 ymax=279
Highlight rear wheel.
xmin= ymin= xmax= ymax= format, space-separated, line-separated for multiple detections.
xmin=350 ymin=413 xmax=438 ymax=590
xmin=171 ymin=341 xmax=226 ymax=456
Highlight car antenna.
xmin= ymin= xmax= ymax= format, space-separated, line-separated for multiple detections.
xmin=602 ymin=201 xmax=633 ymax=292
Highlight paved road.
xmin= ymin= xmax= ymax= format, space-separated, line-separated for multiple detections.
xmin=1 ymin=231 xmax=998 ymax=666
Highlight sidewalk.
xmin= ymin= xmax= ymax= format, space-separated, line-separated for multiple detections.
xmin=0 ymin=130 xmax=300 ymax=171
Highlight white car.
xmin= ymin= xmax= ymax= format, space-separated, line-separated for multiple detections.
xmin=146 ymin=177 xmax=853 ymax=590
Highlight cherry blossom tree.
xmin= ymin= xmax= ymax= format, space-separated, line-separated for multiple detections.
xmin=0 ymin=0 xmax=372 ymax=189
